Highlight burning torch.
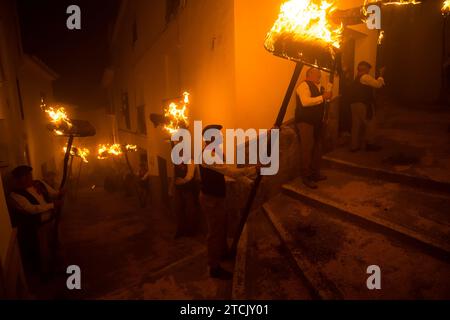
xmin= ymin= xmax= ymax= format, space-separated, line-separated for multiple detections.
xmin=150 ymin=92 xmax=191 ymax=156
xmin=41 ymin=99 xmax=95 ymax=240
xmin=150 ymin=92 xmax=190 ymax=139
xmin=97 ymin=143 xmax=142 ymax=204
xmin=41 ymin=99 xmax=96 ymax=191
xmin=231 ymin=0 xmax=343 ymax=255
xmin=62 ymin=145 xmax=90 ymax=199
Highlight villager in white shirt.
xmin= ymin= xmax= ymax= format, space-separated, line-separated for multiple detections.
xmin=9 ymin=165 xmax=62 ymax=276
xmin=295 ymin=67 xmax=332 ymax=189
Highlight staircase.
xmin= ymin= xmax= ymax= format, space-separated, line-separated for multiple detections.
xmin=232 ymin=159 xmax=450 ymax=300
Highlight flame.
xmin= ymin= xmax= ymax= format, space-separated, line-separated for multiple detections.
xmin=443 ymin=0 xmax=450 ymax=14
xmin=383 ymin=0 xmax=420 ymax=5
xmin=363 ymin=1 xmax=421 ymax=23
xmin=125 ymin=144 xmax=138 ymax=152
xmin=63 ymin=146 xmax=90 ymax=163
xmin=364 ymin=0 xmax=421 ymax=13
xmin=377 ymin=30 xmax=385 ymax=45
xmin=365 ymin=0 xmax=420 ymax=5
xmin=163 ymin=92 xmax=190 ymax=135
xmin=41 ymin=97 xmax=72 ymax=135
xmin=97 ymin=144 xmax=122 ymax=159
xmin=265 ymin=0 xmax=343 ymax=52
xmin=97 ymin=144 xmax=137 ymax=159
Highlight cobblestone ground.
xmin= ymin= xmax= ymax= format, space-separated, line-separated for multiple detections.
xmin=32 ymin=185 xmax=233 ymax=299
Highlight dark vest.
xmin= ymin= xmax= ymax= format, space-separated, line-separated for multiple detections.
xmin=295 ymin=81 xmax=325 ymax=126
xmin=199 ymin=165 xmax=226 ymax=198
xmin=14 ymin=181 xmax=51 ymax=205
xmin=351 ymin=74 xmax=375 ymax=105
xmin=10 ymin=181 xmax=51 ymax=228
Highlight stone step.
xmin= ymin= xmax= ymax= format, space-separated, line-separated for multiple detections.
xmin=282 ymin=169 xmax=450 ymax=258
xmin=232 ymin=210 xmax=313 ymax=300
xmin=262 ymin=193 xmax=450 ymax=299
xmin=323 ymin=155 xmax=450 ymax=194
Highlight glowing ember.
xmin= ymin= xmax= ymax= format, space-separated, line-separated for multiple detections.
xmin=362 ymin=1 xmax=421 ymax=25
xmin=382 ymin=0 xmax=421 ymax=6
xmin=97 ymin=144 xmax=137 ymax=159
xmin=98 ymin=144 xmax=121 ymax=159
xmin=443 ymin=0 xmax=450 ymax=14
xmin=378 ymin=30 xmax=385 ymax=45
xmin=41 ymin=98 xmax=72 ymax=135
xmin=364 ymin=0 xmax=421 ymax=10
xmin=125 ymin=144 xmax=138 ymax=152
xmin=265 ymin=0 xmax=343 ymax=51
xmin=63 ymin=146 xmax=90 ymax=163
xmin=163 ymin=92 xmax=190 ymax=135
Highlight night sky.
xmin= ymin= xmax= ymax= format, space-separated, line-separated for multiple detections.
xmin=17 ymin=0 xmax=120 ymax=109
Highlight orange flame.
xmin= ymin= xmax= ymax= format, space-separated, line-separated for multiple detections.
xmin=377 ymin=30 xmax=385 ymax=45
xmin=63 ymin=146 xmax=90 ymax=163
xmin=443 ymin=0 xmax=450 ymax=14
xmin=163 ymin=92 xmax=190 ymax=135
xmin=364 ymin=0 xmax=421 ymax=14
xmin=97 ymin=144 xmax=137 ymax=160
xmin=363 ymin=1 xmax=421 ymax=25
xmin=125 ymin=144 xmax=138 ymax=152
xmin=41 ymin=98 xmax=72 ymax=135
xmin=265 ymin=0 xmax=343 ymax=52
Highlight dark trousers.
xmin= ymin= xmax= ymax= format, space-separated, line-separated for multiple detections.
xmin=199 ymin=192 xmax=228 ymax=269
xmin=297 ymin=121 xmax=323 ymax=179
xmin=174 ymin=187 xmax=199 ymax=235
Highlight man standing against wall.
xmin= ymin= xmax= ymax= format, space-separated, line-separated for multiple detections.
xmin=296 ymin=68 xmax=332 ymax=189
xmin=199 ymin=124 xmax=258 ymax=280
xmin=8 ymin=166 xmax=62 ymax=280
xmin=350 ymin=61 xmax=385 ymax=152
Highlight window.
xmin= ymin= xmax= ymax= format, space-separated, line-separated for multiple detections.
xmin=165 ymin=0 xmax=180 ymax=23
xmin=122 ymin=92 xmax=131 ymax=130
xmin=136 ymin=105 xmax=147 ymax=135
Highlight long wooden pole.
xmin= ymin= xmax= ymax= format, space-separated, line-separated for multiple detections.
xmin=59 ymin=135 xmax=74 ymax=191
xmin=123 ymin=149 xmax=145 ymax=207
xmin=74 ymin=159 xmax=83 ymax=200
xmin=231 ymin=62 xmax=304 ymax=255
xmin=53 ymin=135 xmax=74 ymax=245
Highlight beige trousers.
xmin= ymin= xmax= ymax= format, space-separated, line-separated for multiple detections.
xmin=351 ymin=103 xmax=376 ymax=150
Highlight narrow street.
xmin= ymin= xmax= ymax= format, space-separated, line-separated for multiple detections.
xmin=1 ymin=0 xmax=450 ymax=306
xmin=36 ymin=186 xmax=232 ymax=299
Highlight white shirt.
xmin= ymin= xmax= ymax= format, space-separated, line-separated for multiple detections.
xmin=10 ymin=181 xmax=58 ymax=215
xmin=360 ymin=74 xmax=385 ymax=89
xmin=197 ymin=151 xmax=257 ymax=181
xmin=296 ymin=82 xmax=324 ymax=107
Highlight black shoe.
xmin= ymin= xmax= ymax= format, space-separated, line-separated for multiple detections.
xmin=311 ymin=174 xmax=327 ymax=182
xmin=302 ymin=178 xmax=318 ymax=189
xmin=210 ymin=266 xmax=233 ymax=280
xmin=366 ymin=144 xmax=382 ymax=152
